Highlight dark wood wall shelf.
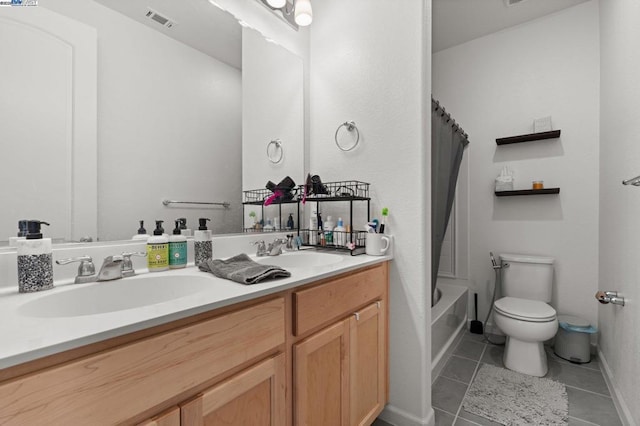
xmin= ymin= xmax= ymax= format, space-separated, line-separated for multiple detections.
xmin=495 ymin=188 xmax=560 ymax=197
xmin=496 ymin=130 xmax=561 ymax=145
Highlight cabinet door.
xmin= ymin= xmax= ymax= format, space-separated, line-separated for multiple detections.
xmin=180 ymin=354 xmax=285 ymax=426
xmin=294 ymin=319 xmax=350 ymax=426
xmin=137 ymin=407 xmax=180 ymax=426
xmin=350 ymin=301 xmax=386 ymax=426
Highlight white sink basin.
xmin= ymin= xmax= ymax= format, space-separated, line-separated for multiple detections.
xmin=18 ymin=274 xmax=212 ymax=318
xmin=253 ymin=251 xmax=344 ymax=269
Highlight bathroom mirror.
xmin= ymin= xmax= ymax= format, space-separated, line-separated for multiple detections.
xmin=0 ymin=0 xmax=303 ymax=244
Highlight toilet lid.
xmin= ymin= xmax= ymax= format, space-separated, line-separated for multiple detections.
xmin=494 ymin=297 xmax=557 ymax=322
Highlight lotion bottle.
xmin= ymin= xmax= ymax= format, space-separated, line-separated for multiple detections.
xmin=178 ymin=218 xmax=192 ymax=237
xmin=132 ymin=220 xmax=150 ymax=240
xmin=334 ymin=217 xmax=346 ymax=247
xmin=194 ymin=218 xmax=212 ymax=267
xmin=16 ymin=220 xmax=53 ymax=293
xmin=309 ymin=211 xmax=318 ymax=245
xmin=169 ymin=220 xmax=187 ymax=269
xmin=147 ymin=220 xmax=169 ymax=272
xmin=323 ymin=215 xmax=335 ymax=245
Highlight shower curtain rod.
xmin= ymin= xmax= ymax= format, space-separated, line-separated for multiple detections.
xmin=431 ymin=97 xmax=469 ymax=142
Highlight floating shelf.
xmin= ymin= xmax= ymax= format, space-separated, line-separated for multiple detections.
xmin=496 ymin=130 xmax=561 ymax=146
xmin=495 ymin=188 xmax=560 ymax=197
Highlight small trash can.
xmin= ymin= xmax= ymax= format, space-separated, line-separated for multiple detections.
xmin=554 ymin=315 xmax=597 ymax=363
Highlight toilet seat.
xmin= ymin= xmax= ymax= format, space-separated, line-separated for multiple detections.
xmin=494 ymin=297 xmax=556 ymax=322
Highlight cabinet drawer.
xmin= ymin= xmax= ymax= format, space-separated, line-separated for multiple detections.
xmin=0 ymin=297 xmax=285 ymax=426
xmin=293 ymin=263 xmax=387 ymax=336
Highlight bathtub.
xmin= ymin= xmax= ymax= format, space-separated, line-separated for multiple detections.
xmin=431 ymin=277 xmax=469 ymax=380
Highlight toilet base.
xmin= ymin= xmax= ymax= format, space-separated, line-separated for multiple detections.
xmin=503 ymin=336 xmax=548 ymax=377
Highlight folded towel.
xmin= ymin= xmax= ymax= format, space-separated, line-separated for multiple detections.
xmin=199 ymin=253 xmax=291 ymax=285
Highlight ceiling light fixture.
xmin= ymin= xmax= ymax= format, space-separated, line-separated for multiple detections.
xmin=294 ymin=0 xmax=312 ymax=26
xmin=257 ymin=0 xmax=312 ymax=29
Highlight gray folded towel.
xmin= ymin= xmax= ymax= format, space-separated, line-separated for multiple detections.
xmin=199 ymin=253 xmax=291 ymax=285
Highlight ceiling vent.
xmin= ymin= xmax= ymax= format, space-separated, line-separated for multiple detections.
xmin=145 ymin=8 xmax=175 ymax=29
xmin=504 ymin=0 xmax=528 ymax=6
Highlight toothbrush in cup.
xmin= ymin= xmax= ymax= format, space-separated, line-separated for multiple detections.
xmin=379 ymin=208 xmax=388 ymax=234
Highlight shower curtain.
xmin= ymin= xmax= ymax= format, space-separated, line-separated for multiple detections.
xmin=431 ymin=98 xmax=469 ymax=306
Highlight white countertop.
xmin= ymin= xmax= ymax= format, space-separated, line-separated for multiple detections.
xmin=0 ymin=251 xmax=391 ymax=370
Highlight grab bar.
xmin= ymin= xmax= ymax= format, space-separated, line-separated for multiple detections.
xmin=162 ymin=199 xmax=230 ymax=208
xmin=622 ymin=175 xmax=640 ymax=186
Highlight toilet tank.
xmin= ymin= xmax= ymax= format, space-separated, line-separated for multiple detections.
xmin=499 ymin=253 xmax=554 ymax=302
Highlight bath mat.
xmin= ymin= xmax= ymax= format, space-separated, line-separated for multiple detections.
xmin=462 ymin=364 xmax=568 ymax=425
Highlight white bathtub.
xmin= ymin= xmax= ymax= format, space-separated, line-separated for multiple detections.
xmin=431 ymin=278 xmax=469 ymax=380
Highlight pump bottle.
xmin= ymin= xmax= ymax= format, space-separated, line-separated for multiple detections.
xmin=178 ymin=218 xmax=192 ymax=237
xmin=16 ymin=220 xmax=53 ymax=293
xmin=194 ymin=218 xmax=212 ymax=267
xmin=132 ymin=220 xmax=150 ymax=240
xmin=169 ymin=220 xmax=187 ymax=269
xmin=147 ymin=220 xmax=169 ymax=272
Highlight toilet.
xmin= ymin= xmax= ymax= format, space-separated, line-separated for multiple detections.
xmin=493 ymin=253 xmax=558 ymax=377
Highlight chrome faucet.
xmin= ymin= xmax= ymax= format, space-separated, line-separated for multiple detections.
xmin=252 ymin=240 xmax=268 ymax=257
xmin=267 ymin=238 xmax=288 ymax=256
xmin=56 ymin=256 xmax=97 ymax=283
xmin=121 ymin=252 xmax=147 ymax=277
xmin=97 ymin=255 xmax=124 ymax=281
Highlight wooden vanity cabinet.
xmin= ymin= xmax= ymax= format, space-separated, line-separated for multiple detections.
xmin=293 ymin=263 xmax=388 ymax=426
xmin=0 ymin=262 xmax=388 ymax=426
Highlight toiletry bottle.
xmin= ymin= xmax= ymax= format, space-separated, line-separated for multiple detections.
xmin=178 ymin=218 xmax=192 ymax=237
xmin=324 ymin=215 xmax=335 ymax=245
xmin=169 ymin=220 xmax=187 ymax=269
xmin=194 ymin=218 xmax=212 ymax=267
xmin=287 ymin=213 xmax=295 ymax=230
xmin=17 ymin=220 xmax=53 ymax=293
xmin=132 ymin=220 xmax=150 ymax=240
xmin=9 ymin=219 xmax=28 ymax=247
xmin=317 ymin=212 xmax=323 ymax=245
xmin=274 ymin=216 xmax=280 ymax=231
xmin=147 ymin=220 xmax=169 ymax=272
xmin=263 ymin=218 xmax=275 ymax=232
xmin=334 ymin=217 xmax=346 ymax=247
xmin=309 ymin=210 xmax=318 ymax=245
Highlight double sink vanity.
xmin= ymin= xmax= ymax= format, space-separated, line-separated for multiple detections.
xmin=0 ymin=237 xmax=391 ymax=425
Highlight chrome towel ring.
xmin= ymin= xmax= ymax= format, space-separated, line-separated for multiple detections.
xmin=267 ymin=139 xmax=284 ymax=164
xmin=335 ymin=121 xmax=360 ymax=151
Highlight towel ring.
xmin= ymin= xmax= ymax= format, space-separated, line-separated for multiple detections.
xmin=267 ymin=139 xmax=284 ymax=164
xmin=335 ymin=121 xmax=360 ymax=152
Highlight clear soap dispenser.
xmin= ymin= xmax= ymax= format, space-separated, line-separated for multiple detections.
xmin=16 ymin=220 xmax=53 ymax=293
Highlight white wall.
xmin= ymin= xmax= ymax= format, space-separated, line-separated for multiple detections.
xmin=309 ymin=1 xmax=433 ymax=424
xmin=42 ymin=0 xmax=242 ymax=240
xmin=599 ymin=0 xmax=640 ymax=423
xmin=433 ymin=1 xmax=600 ymax=329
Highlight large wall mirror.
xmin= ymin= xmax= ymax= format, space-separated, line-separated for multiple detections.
xmin=0 ymin=0 xmax=304 ymax=244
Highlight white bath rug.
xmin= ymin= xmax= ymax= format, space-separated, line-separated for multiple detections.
xmin=462 ymin=364 xmax=568 ymax=425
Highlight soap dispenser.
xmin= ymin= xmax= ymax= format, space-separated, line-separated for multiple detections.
xmin=147 ymin=220 xmax=169 ymax=272
xmin=194 ymin=218 xmax=212 ymax=267
xmin=9 ymin=219 xmax=28 ymax=247
xmin=169 ymin=220 xmax=187 ymax=269
xmin=178 ymin=218 xmax=192 ymax=237
xmin=132 ymin=220 xmax=150 ymax=241
xmin=16 ymin=220 xmax=53 ymax=293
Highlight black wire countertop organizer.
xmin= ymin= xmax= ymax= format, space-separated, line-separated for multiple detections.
xmin=242 ymin=180 xmax=370 ymax=255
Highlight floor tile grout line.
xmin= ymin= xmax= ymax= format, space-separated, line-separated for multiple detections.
xmin=438 ymin=374 xmax=472 ymax=387
xmin=450 ymin=353 xmax=484 ymax=363
xmin=568 ymin=415 xmax=601 ymax=426
xmin=452 ymin=343 xmax=488 ymax=423
xmin=564 ymin=383 xmax=613 ymax=399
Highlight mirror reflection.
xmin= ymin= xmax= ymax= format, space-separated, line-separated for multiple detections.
xmin=0 ymin=0 xmax=304 ymax=244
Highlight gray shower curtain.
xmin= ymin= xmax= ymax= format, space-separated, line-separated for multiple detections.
xmin=431 ymin=98 xmax=469 ymax=306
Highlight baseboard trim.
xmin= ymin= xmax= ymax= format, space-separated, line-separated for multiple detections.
xmin=597 ymin=348 xmax=636 ymax=426
xmin=379 ymin=404 xmax=435 ymax=426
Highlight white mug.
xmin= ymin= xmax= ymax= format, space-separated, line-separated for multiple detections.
xmin=365 ymin=233 xmax=390 ymax=256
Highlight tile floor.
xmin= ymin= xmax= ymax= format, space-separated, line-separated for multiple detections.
xmin=373 ymin=332 xmax=622 ymax=426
